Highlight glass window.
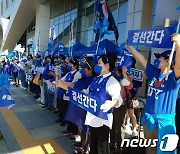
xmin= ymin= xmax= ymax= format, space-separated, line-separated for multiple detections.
xmin=65 ymin=15 xmax=70 ymax=22
xmin=49 ymin=0 xmax=128 ymax=47
xmin=118 ymin=1 xmax=128 ymax=23
xmin=58 ymin=23 xmax=64 ymax=35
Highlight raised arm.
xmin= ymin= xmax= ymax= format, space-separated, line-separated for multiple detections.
xmin=172 ymin=33 xmax=180 ymax=78
xmin=127 ymin=46 xmax=147 ymax=69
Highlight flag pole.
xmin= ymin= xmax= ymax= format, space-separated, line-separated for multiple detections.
xmin=95 ymin=38 xmax=101 ymax=55
xmin=165 ymin=16 xmax=180 ymax=80
xmin=71 ymin=18 xmax=74 ymax=58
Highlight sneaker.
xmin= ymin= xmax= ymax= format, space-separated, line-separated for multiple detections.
xmin=70 ymin=135 xmax=80 ymax=141
xmin=74 ymin=147 xmax=84 ymax=154
xmin=124 ymin=125 xmax=132 ymax=133
xmin=36 ymin=97 xmax=41 ymax=102
xmin=62 ymin=130 xmax=71 ymax=135
xmin=132 ymin=130 xmax=138 ymax=137
xmin=75 ymin=135 xmax=81 ymax=142
xmin=46 ymin=108 xmax=51 ymax=111
xmin=69 ymin=134 xmax=77 ymax=141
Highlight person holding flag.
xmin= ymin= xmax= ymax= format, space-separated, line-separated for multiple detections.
xmin=127 ymin=33 xmax=180 ymax=154
xmin=94 ymin=0 xmax=119 ymax=44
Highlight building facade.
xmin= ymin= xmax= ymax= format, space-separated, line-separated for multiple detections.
xmin=0 ymin=0 xmax=179 ymax=96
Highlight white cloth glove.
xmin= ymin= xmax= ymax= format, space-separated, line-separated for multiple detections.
xmin=100 ymin=100 xmax=114 ymax=113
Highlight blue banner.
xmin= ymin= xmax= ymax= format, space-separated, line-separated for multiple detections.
xmin=0 ymin=87 xmax=15 ymax=108
xmin=35 ymin=67 xmax=44 ymax=74
xmin=127 ymin=68 xmax=144 ymax=82
xmin=68 ymin=88 xmax=108 ymax=120
xmin=47 ymin=82 xmax=56 ymax=94
xmin=117 ymin=54 xmax=134 ymax=69
xmin=128 ymin=25 xmax=176 ymax=48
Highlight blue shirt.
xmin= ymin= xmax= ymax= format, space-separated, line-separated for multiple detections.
xmin=145 ymin=62 xmax=180 ymax=114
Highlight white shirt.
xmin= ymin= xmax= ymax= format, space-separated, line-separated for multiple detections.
xmin=85 ymin=72 xmax=122 ymax=129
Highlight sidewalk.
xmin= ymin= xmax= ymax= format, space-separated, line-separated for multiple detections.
xmin=0 ymin=85 xmax=74 ymax=154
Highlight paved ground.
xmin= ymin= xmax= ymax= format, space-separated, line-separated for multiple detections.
xmin=0 ymin=85 xmax=74 ymax=154
xmin=0 ymin=84 xmax=145 ymax=154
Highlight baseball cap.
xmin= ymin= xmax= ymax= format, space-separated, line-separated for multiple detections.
xmin=154 ymin=50 xmax=176 ymax=62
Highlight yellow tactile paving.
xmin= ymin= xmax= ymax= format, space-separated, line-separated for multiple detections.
xmin=0 ymin=108 xmax=66 ymax=154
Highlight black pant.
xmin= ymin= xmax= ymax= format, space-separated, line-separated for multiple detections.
xmin=13 ymin=72 xmax=19 ymax=85
xmin=90 ymin=125 xmax=110 ymax=154
xmin=67 ymin=121 xmax=78 ymax=135
xmin=61 ymin=99 xmax=69 ymax=122
xmin=175 ymin=98 xmax=180 ymax=154
xmin=110 ymin=105 xmax=126 ymax=148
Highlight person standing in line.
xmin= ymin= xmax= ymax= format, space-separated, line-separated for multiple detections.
xmin=85 ymin=53 xmax=123 ymax=154
xmin=127 ymin=33 xmax=180 ymax=154
xmin=56 ymin=58 xmax=82 ymax=126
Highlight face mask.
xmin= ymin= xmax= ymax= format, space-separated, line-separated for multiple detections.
xmin=60 ymin=64 xmax=66 ymax=70
xmin=80 ymin=69 xmax=86 ymax=77
xmin=154 ymin=59 xmax=161 ymax=68
xmin=57 ymin=60 xmax=61 ymax=64
xmin=94 ymin=65 xmax=102 ymax=75
xmin=54 ymin=60 xmax=57 ymax=64
xmin=45 ymin=59 xmax=50 ymax=64
xmin=67 ymin=65 xmax=73 ymax=71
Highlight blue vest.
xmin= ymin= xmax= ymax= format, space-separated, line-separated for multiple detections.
xmin=57 ymin=70 xmax=78 ymax=98
xmin=89 ymin=75 xmax=113 ymax=113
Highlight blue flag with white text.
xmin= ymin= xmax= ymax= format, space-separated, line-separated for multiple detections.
xmin=0 ymin=87 xmax=15 ymax=108
xmin=68 ymin=88 xmax=108 ymax=120
xmin=128 ymin=25 xmax=177 ymax=48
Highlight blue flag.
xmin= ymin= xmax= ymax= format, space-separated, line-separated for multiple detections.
xmin=94 ymin=0 xmax=118 ymax=43
xmin=117 ymin=54 xmax=134 ymax=69
xmin=127 ymin=68 xmax=144 ymax=82
xmin=68 ymin=88 xmax=108 ymax=120
xmin=176 ymin=6 xmax=180 ymax=10
xmin=128 ymin=25 xmax=177 ymax=48
xmin=0 ymin=87 xmax=15 ymax=108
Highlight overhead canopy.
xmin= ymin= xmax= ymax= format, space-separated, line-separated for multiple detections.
xmin=59 ymin=42 xmax=87 ymax=57
xmin=74 ymin=39 xmax=118 ymax=57
xmin=56 ymin=40 xmax=120 ymax=57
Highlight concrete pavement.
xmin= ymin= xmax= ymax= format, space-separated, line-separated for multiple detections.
xmin=0 ymin=85 xmax=74 ymax=154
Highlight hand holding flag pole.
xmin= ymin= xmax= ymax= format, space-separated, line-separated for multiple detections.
xmin=165 ymin=17 xmax=180 ymax=80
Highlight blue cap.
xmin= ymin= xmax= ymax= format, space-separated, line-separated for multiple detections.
xmin=154 ymin=50 xmax=176 ymax=62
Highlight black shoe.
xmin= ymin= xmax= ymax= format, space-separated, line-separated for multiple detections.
xmin=55 ymin=119 xmax=61 ymax=123
xmin=46 ymin=108 xmax=51 ymax=111
xmin=74 ymin=142 xmax=82 ymax=148
xmin=33 ymin=95 xmax=39 ymax=99
xmin=42 ymin=106 xmax=46 ymax=108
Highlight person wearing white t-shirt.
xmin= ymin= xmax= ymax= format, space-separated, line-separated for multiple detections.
xmin=85 ymin=54 xmax=123 ymax=154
